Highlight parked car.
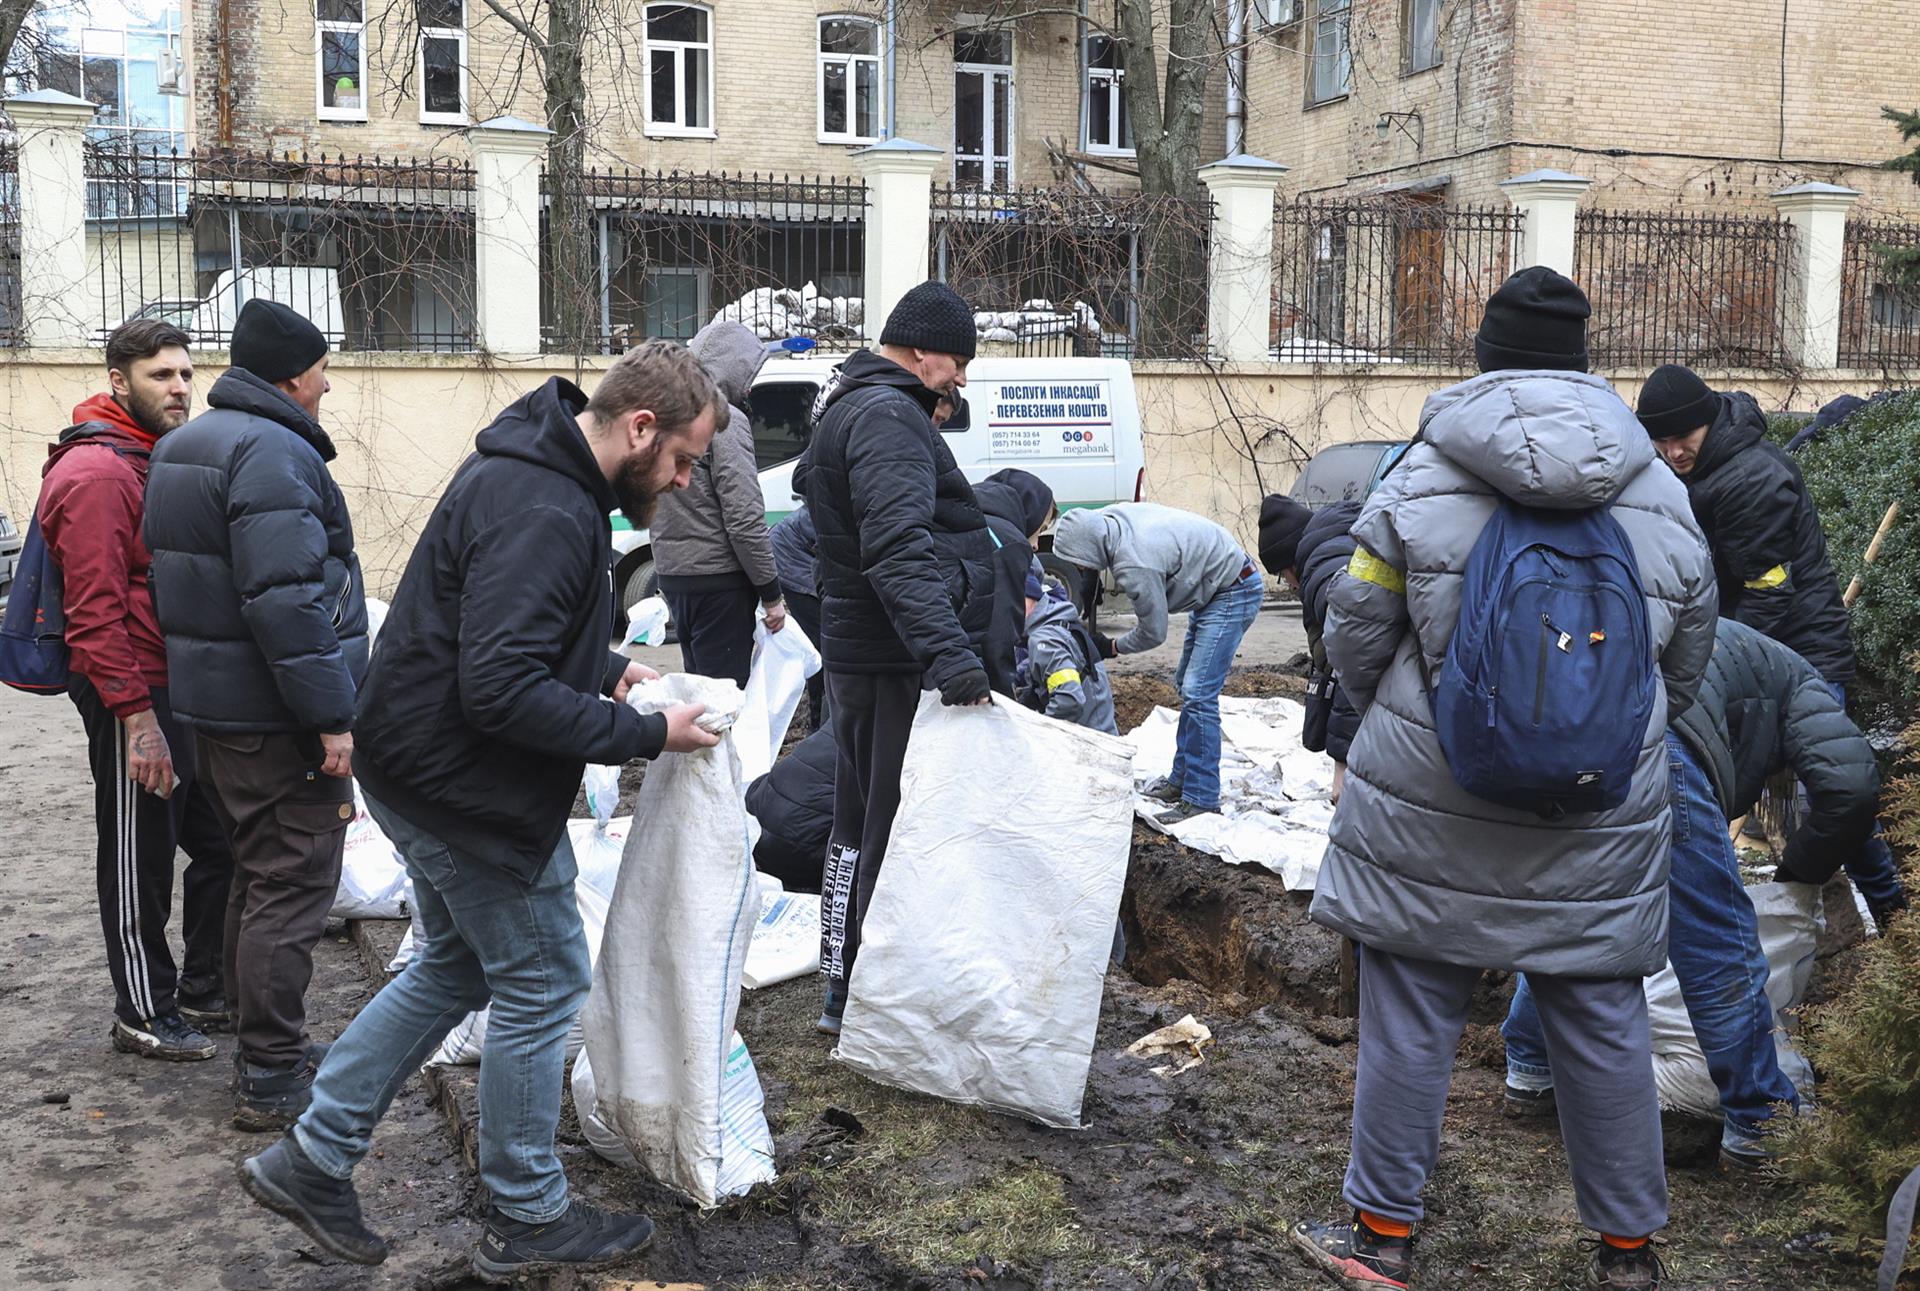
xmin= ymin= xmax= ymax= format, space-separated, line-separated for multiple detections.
xmin=97 ymin=267 xmax=346 ymax=346
xmin=0 ymin=504 xmax=22 ymax=614
xmin=1288 ymin=439 xmax=1407 ymax=509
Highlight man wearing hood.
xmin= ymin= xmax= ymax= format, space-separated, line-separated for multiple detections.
xmin=653 ymin=320 xmax=787 ymax=687
xmin=1290 ymin=268 xmax=1717 ymax=1291
xmin=971 ymin=467 xmax=1056 ymax=694
xmin=239 ymin=341 xmax=723 ymax=1279
xmin=145 ymin=299 xmax=367 ymax=1131
xmin=34 ymin=320 xmax=234 ymax=1062
xmin=1259 ymin=494 xmax=1360 ymax=798
xmin=1051 ymin=501 xmax=1264 ymax=824
xmin=795 ymin=280 xmax=996 ymax=1036
xmin=1636 ymin=363 xmax=1905 ymax=925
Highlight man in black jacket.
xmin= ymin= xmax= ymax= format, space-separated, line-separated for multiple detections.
xmin=798 ymin=280 xmax=995 ymax=1035
xmin=145 ymin=299 xmax=366 ymax=1130
xmin=240 ymin=341 xmax=724 ymax=1277
xmin=973 ymin=467 xmax=1056 ymax=695
xmin=1258 ymin=495 xmax=1361 ymax=799
xmin=1637 ymin=364 xmax=1905 ymax=922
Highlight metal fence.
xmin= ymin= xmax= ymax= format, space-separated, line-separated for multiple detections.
xmin=1271 ymin=196 xmax=1522 ymax=365
xmin=1839 ymin=218 xmax=1920 ymax=369
xmin=0 ymin=142 xmax=19 ymax=346
xmin=540 ymin=168 xmax=867 ymax=354
xmin=83 ymin=144 xmax=477 ymax=352
xmin=1572 ymin=209 xmax=1791 ymax=369
xmin=930 ymin=184 xmax=1212 ymax=359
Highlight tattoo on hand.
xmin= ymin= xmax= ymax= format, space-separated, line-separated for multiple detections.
xmin=132 ymin=732 xmax=163 ymax=758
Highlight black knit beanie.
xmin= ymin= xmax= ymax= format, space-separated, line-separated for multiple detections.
xmin=1257 ymin=494 xmax=1313 ymax=576
xmin=1635 ymin=364 xmax=1721 ymax=440
xmin=879 ymin=281 xmax=977 ymax=359
xmin=1474 ymin=266 xmax=1591 ymax=373
xmin=229 ymin=298 xmax=329 ymax=384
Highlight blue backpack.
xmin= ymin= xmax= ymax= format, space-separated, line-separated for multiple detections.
xmin=1427 ymin=496 xmax=1655 ymax=818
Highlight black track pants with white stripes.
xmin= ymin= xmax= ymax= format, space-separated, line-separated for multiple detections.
xmin=71 ymin=677 xmax=235 ymax=1026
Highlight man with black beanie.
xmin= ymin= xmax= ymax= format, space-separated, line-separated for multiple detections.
xmin=1636 ymin=363 xmax=1905 ymax=923
xmin=145 ymin=297 xmax=365 ymax=1131
xmin=793 ymin=279 xmax=997 ymax=1036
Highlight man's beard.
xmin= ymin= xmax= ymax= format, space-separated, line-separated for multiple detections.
xmin=614 ymin=437 xmax=665 ymax=529
xmin=122 ymin=388 xmax=187 ymax=438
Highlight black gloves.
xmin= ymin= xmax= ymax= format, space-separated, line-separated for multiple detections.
xmin=1092 ymin=630 xmax=1119 ymax=660
xmin=940 ymin=669 xmax=992 ymax=707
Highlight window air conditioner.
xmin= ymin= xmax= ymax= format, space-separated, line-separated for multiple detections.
xmin=157 ymin=40 xmax=186 ymax=96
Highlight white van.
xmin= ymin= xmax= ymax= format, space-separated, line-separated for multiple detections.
xmin=612 ymin=354 xmax=1145 ymax=612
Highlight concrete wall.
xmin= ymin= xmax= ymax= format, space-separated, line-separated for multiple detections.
xmin=10 ymin=350 xmax=1915 ymax=596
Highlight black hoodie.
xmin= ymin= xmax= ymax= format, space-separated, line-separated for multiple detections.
xmin=353 ymin=377 xmax=667 ymax=883
xmin=972 ymin=468 xmax=1055 ymax=695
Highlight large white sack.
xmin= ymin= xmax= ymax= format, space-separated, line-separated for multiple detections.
xmin=575 ymin=675 xmax=777 ymax=1206
xmin=733 ymin=615 xmax=821 ymax=787
xmin=1647 ymin=880 xmax=1822 ymax=1118
xmin=835 ymin=695 xmax=1135 ymax=1128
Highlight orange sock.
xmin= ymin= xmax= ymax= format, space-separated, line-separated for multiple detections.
xmin=1601 ymin=1234 xmax=1649 ymax=1250
xmin=1361 ymin=1211 xmax=1413 ymax=1238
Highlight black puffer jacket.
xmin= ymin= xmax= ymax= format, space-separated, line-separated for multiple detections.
xmin=353 ymin=378 xmax=668 ymax=884
xmin=745 ymin=725 xmax=836 ymax=893
xmin=1683 ymin=391 xmax=1854 ymax=685
xmin=972 ymin=468 xmax=1055 ymax=696
xmin=1671 ymin=618 xmax=1878 ymax=885
xmin=1294 ymin=501 xmax=1362 ymax=763
xmin=144 ymin=368 xmax=367 ymax=734
xmin=795 ymin=350 xmax=994 ymax=686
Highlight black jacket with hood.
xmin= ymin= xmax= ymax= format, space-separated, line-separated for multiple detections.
xmin=144 ymin=368 xmax=368 ymax=734
xmin=794 ymin=350 xmax=995 ymax=686
xmin=745 ymin=724 xmax=835 ymax=893
xmin=1293 ymin=500 xmax=1363 ymax=763
xmin=972 ymin=468 xmax=1055 ymax=696
xmin=353 ymin=377 xmax=668 ymax=883
xmin=1682 ymin=391 xmax=1854 ymax=685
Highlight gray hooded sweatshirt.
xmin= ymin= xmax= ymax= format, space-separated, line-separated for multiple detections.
xmin=652 ymin=320 xmax=780 ymax=599
xmin=1051 ymin=502 xmax=1249 ymax=654
xmin=1310 ymin=369 xmax=1717 ymax=980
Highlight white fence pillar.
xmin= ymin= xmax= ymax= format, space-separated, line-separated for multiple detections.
xmin=1198 ymin=154 xmax=1288 ymax=363
xmin=854 ymin=138 xmax=942 ymax=341
xmin=1770 ymin=182 xmax=1860 ymax=372
xmin=468 ymin=116 xmax=550 ymax=355
xmin=1501 ymin=169 xmax=1591 ymax=278
xmin=6 ymin=90 xmax=98 ymax=348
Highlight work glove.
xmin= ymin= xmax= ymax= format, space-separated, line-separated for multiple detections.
xmin=939 ymin=669 xmax=992 ymax=707
xmin=1092 ymin=630 xmax=1119 ymax=660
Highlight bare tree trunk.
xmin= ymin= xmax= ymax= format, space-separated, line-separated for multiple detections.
xmin=0 ymin=0 xmax=36 ymax=80
xmin=1116 ymin=0 xmax=1211 ymax=355
xmin=543 ymin=0 xmax=598 ymax=356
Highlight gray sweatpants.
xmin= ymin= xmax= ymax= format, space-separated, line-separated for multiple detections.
xmin=1344 ymin=945 xmax=1668 ymax=1238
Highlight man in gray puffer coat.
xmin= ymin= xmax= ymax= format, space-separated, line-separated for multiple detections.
xmin=653 ymin=320 xmax=787 ymax=686
xmin=1289 ymin=268 xmax=1717 ymax=1291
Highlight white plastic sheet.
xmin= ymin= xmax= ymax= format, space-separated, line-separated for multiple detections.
xmin=331 ymin=782 xmax=412 ymax=920
xmin=835 ymin=695 xmax=1135 ymax=1128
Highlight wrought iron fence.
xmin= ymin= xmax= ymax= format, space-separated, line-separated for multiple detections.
xmin=1839 ymin=218 xmax=1920 ymax=369
xmin=83 ymin=143 xmax=477 ymax=352
xmin=0 ymin=142 xmax=18 ymax=346
xmin=1271 ymin=196 xmax=1522 ymax=365
xmin=1572 ymin=209 xmax=1790 ymax=369
xmin=540 ymin=168 xmax=867 ymax=354
xmin=930 ymin=184 xmax=1212 ymax=359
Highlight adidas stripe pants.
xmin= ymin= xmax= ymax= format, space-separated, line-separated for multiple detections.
xmin=70 ymin=678 xmax=235 ymax=1027
xmin=820 ymin=671 xmax=919 ymax=992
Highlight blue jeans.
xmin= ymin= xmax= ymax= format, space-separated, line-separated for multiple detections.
xmin=1503 ymin=733 xmax=1799 ymax=1144
xmin=1814 ymin=681 xmax=1904 ymax=913
xmin=294 ymin=794 xmax=591 ymax=1223
xmin=1169 ymin=568 xmax=1265 ymax=811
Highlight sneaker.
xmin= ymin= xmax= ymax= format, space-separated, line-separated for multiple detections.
xmin=238 ymin=1131 xmax=388 ymax=1265
xmin=178 ymin=993 xmax=233 ymax=1034
xmin=234 ymin=1041 xmax=333 ymax=1093
xmin=1503 ymin=1082 xmax=1558 ymax=1119
xmin=817 ymin=980 xmax=846 ymax=1037
xmin=234 ymin=1055 xmax=320 ymax=1133
xmin=1290 ymin=1214 xmax=1413 ymax=1289
xmin=111 ymin=1012 xmax=216 ymax=1062
xmin=1140 ymin=776 xmax=1183 ymax=804
xmin=471 ymin=1199 xmax=655 ymax=1283
xmin=1156 ymin=800 xmax=1212 ymax=826
xmin=1584 ymin=1240 xmax=1667 ymax=1289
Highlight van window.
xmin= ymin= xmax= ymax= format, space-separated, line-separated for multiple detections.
xmin=748 ymin=381 xmax=818 ymax=470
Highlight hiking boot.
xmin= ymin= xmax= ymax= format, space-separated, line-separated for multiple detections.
xmin=1584 ymin=1241 xmax=1667 ymax=1289
xmin=1503 ymin=1082 xmax=1558 ymax=1119
xmin=817 ymin=980 xmax=846 ymax=1036
xmin=1290 ymin=1214 xmax=1413 ymax=1289
xmin=234 ymin=1055 xmax=320 ymax=1133
xmin=111 ymin=1012 xmax=216 ymax=1062
xmin=471 ymin=1198 xmax=655 ymax=1283
xmin=1156 ymin=800 xmax=1213 ymax=826
xmin=1867 ymin=888 xmax=1908 ymax=930
xmin=178 ymin=992 xmax=233 ymax=1034
xmin=1140 ymin=776 xmax=1183 ymax=805
xmin=233 ymin=1040 xmax=333 ymax=1092
xmin=238 ymin=1131 xmax=388 ymax=1266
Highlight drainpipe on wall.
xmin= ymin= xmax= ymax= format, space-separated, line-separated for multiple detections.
xmin=1226 ymin=0 xmax=1246 ymax=155
xmin=885 ymin=0 xmax=897 ymax=138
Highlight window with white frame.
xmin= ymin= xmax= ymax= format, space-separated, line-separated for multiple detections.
xmin=1307 ymin=0 xmax=1351 ymax=105
xmin=1083 ymin=34 xmax=1131 ymax=153
xmin=418 ymin=0 xmax=466 ymax=123
xmin=316 ymin=0 xmax=366 ymax=120
xmin=1403 ymin=0 xmax=1440 ymax=74
xmin=644 ymin=3 xmax=713 ymax=135
xmin=818 ymin=16 xmax=881 ymax=143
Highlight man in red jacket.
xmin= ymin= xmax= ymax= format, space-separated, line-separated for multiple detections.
xmin=37 ymin=320 xmax=234 ymax=1061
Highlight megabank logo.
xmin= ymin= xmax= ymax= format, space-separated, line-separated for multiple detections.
xmin=1062 ymin=430 xmax=1092 ymax=443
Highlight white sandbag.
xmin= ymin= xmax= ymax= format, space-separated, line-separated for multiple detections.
xmin=733 ymin=614 xmax=821 ymax=787
xmin=835 ymin=695 xmax=1135 ymax=1128
xmin=1647 ymin=880 xmax=1822 ymax=1119
xmin=575 ymin=675 xmax=777 ymax=1206
xmin=743 ymin=878 xmax=821 ymax=989
xmin=331 ymin=782 xmax=412 ymax=920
